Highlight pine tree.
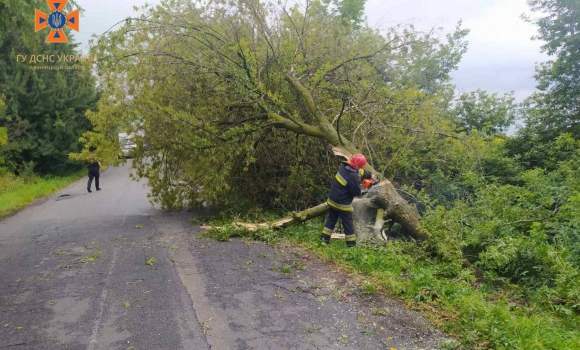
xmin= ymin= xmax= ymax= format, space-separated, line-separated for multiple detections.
xmin=0 ymin=0 xmax=97 ymax=175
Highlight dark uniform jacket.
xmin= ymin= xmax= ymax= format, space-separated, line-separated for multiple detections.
xmin=327 ymin=162 xmax=372 ymax=212
xmin=87 ymin=161 xmax=100 ymax=173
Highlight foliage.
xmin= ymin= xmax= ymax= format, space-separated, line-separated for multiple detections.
xmin=417 ymin=135 xmax=580 ymax=347
xmin=0 ymin=96 xmax=6 ymax=172
xmin=451 ymin=89 xmax=518 ymax=134
xmin=0 ymin=126 xmax=6 ymax=148
xmin=67 ymin=128 xmax=116 ymax=173
xmin=68 ymin=0 xmax=580 ymax=347
xmin=79 ymin=0 xmax=468 ymax=212
xmin=507 ymin=125 xmax=579 ymax=170
xmin=0 ymin=0 xmax=96 ymax=175
xmin=323 ymin=0 xmax=366 ymax=27
xmin=201 ymin=224 xmax=279 ymax=243
xmin=226 ymin=129 xmax=334 ymax=211
xmin=522 ymin=0 xmax=580 ymax=139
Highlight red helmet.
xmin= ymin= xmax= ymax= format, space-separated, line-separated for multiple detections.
xmin=348 ymin=154 xmax=367 ymax=169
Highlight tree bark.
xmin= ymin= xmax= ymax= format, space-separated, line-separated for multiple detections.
xmin=232 ymin=202 xmax=329 ymax=230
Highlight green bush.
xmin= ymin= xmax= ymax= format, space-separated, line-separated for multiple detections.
xmin=273 ymin=221 xmax=580 ymax=349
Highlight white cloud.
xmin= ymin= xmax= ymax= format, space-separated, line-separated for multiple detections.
xmin=73 ymin=0 xmax=549 ymax=100
xmin=365 ymin=0 xmax=503 ymax=32
xmin=74 ymin=0 xmax=155 ymax=54
xmin=365 ymin=0 xmax=548 ymax=100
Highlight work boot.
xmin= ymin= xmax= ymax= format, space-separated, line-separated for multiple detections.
xmin=346 ymin=241 xmax=357 ymax=248
xmin=320 ymin=235 xmax=330 ymax=245
xmin=87 ymin=188 xmax=92 ymax=193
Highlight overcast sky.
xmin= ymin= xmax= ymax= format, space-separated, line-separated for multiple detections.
xmin=72 ymin=0 xmax=548 ymax=101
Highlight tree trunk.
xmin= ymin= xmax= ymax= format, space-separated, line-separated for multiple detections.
xmin=345 ymin=182 xmax=426 ymax=241
xmin=333 ymin=147 xmax=428 ymax=240
xmin=232 ymin=202 xmax=329 ymax=230
xmin=230 ymin=182 xmax=427 ymax=241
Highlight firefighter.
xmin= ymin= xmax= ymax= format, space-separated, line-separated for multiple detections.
xmin=321 ymin=154 xmax=376 ymax=247
xmin=87 ymin=157 xmax=102 ymax=193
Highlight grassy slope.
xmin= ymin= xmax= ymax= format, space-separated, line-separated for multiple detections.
xmin=0 ymin=171 xmax=85 ymax=219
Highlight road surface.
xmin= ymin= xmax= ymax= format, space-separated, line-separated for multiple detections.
xmin=0 ymin=163 xmax=445 ymax=349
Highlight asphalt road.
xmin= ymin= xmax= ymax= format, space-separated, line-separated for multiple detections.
xmin=0 ymin=163 xmax=446 ymax=350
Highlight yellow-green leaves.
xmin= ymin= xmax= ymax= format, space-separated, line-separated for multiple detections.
xmin=81 ymin=0 xmax=469 ymax=212
xmin=0 ymin=127 xmax=7 ymax=147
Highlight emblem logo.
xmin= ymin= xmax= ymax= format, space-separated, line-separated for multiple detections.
xmin=35 ymin=0 xmax=79 ymax=43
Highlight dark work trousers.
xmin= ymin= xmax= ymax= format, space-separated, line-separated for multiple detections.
xmin=87 ymin=170 xmax=100 ymax=191
xmin=321 ymin=207 xmax=356 ymax=247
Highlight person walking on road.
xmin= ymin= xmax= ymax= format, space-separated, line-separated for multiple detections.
xmin=87 ymin=157 xmax=102 ymax=193
xmin=321 ymin=154 xmax=377 ymax=247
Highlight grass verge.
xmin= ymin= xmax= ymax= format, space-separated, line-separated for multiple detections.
xmin=0 ymin=170 xmax=85 ymax=219
xmin=200 ymin=220 xmax=580 ymax=350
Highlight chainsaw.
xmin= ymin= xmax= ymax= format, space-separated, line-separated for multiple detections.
xmin=362 ymin=176 xmax=379 ymax=189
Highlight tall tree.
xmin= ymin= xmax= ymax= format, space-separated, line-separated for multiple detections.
xmin=452 ymin=89 xmax=517 ymax=134
xmin=524 ymin=0 xmax=580 ymax=139
xmin=0 ymin=0 xmax=96 ymax=174
xmin=324 ymin=0 xmax=366 ymax=27
xmin=0 ymin=97 xmax=6 ymax=170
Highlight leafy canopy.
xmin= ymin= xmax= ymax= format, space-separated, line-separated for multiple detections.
xmin=523 ymin=0 xmax=580 ymax=138
xmin=80 ymin=0 xmax=468 ymax=210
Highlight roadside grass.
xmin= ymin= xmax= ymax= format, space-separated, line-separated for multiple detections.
xmin=201 ymin=220 xmax=580 ymax=350
xmin=0 ymin=170 xmax=85 ymax=219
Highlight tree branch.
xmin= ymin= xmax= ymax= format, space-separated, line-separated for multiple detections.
xmin=385 ymin=125 xmax=463 ymax=140
xmin=284 ymin=72 xmax=328 ymax=129
xmin=505 ymin=205 xmax=560 ymax=226
xmin=313 ymin=36 xmax=413 ymax=88
xmin=266 ymin=111 xmax=326 ymax=139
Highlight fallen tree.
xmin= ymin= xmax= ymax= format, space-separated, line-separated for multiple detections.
xmin=82 ymin=0 xmax=467 ymax=240
xmin=228 ymin=147 xmax=427 ymax=240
